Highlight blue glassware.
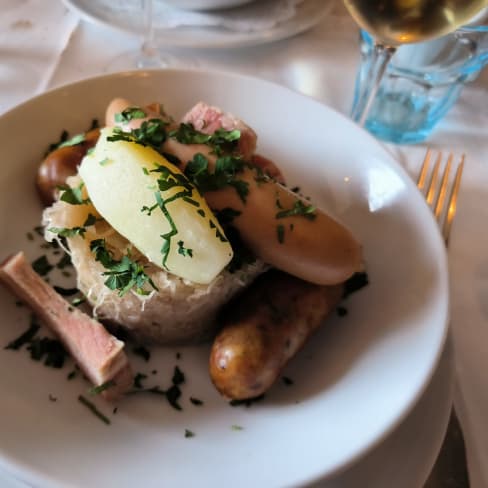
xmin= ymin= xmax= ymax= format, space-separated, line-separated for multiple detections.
xmin=352 ymin=25 xmax=488 ymax=144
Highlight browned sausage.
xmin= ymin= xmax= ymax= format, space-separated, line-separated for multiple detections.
xmin=36 ymin=128 xmax=100 ymax=205
xmin=209 ymin=270 xmax=343 ymax=400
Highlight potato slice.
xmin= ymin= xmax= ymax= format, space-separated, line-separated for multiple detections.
xmin=79 ymin=128 xmax=233 ymax=284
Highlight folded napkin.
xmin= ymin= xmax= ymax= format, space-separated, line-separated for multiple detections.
xmin=0 ymin=0 xmax=78 ymax=114
xmin=153 ymin=0 xmax=305 ymax=32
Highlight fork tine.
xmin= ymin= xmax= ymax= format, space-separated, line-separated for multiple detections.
xmin=417 ymin=149 xmax=432 ymax=191
xmin=426 ymin=152 xmax=443 ymax=206
xmin=434 ymin=153 xmax=453 ymax=220
xmin=442 ymin=155 xmax=465 ymax=246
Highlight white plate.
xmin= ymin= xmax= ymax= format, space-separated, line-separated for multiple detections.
xmin=62 ymin=0 xmax=333 ymax=49
xmin=0 ymin=70 xmax=448 ymax=487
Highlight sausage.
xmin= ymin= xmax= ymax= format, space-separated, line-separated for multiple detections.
xmin=36 ymin=128 xmax=100 ymax=205
xmin=203 ymin=166 xmax=361 ymax=285
xmin=105 ymin=98 xmax=363 ymax=285
xmin=209 ymin=270 xmax=343 ymax=400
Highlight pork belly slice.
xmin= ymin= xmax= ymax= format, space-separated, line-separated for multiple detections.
xmin=182 ymin=101 xmax=257 ymax=160
xmin=0 ymin=252 xmax=132 ymax=401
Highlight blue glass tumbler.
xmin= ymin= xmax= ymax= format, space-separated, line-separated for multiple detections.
xmin=352 ymin=26 xmax=488 ymax=144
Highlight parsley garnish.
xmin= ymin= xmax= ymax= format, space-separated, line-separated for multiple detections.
xmin=90 ymin=239 xmax=158 ymax=296
xmin=58 ymin=183 xmax=90 ymax=205
xmin=108 ymin=119 xmax=167 ymax=150
xmin=89 ymin=380 xmax=116 ymax=395
xmin=32 ymin=255 xmax=53 ymax=276
xmin=53 ymin=286 xmax=79 ymax=296
xmin=277 ymin=224 xmax=285 ymax=244
xmin=134 ymin=373 xmax=148 ymax=389
xmin=190 ymin=397 xmax=204 ymax=406
xmin=166 ymin=384 xmax=182 ymax=411
xmin=5 ymin=323 xmax=40 ymax=350
xmin=185 ymin=429 xmax=195 ymax=438
xmin=231 ymin=425 xmax=244 ymax=431
xmin=148 ymin=164 xmax=209 ymax=267
xmin=99 ymin=157 xmax=111 ymax=166
xmin=172 ymin=366 xmax=185 ymax=386
xmin=170 ymin=123 xmax=241 ymax=156
xmin=184 ymin=153 xmax=249 ymax=203
xmin=177 ymin=241 xmax=193 ymax=258
xmin=343 ymin=272 xmax=369 ymax=298
xmin=58 ymin=133 xmax=85 ymax=148
xmin=229 ymin=394 xmax=265 ymax=407
xmin=27 ymin=337 xmax=67 ymax=368
xmin=48 ymin=213 xmax=98 ymax=239
xmin=114 ymin=107 xmax=146 ymax=124
xmin=276 ymin=200 xmax=316 ymax=221
xmin=132 ymin=346 xmax=151 ymax=362
xmin=78 ymin=395 xmax=111 ymax=425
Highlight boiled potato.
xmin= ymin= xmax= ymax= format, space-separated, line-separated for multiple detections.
xmin=79 ymin=128 xmax=233 ymax=284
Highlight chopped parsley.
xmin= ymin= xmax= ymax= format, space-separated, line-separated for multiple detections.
xmin=108 ymin=118 xmax=167 ymax=150
xmin=78 ymin=395 xmax=111 ymax=425
xmin=56 ymin=253 xmax=72 ymax=269
xmin=343 ymin=272 xmax=369 ymax=298
xmin=53 ymin=286 xmax=79 ymax=296
xmin=90 ymin=239 xmax=158 ymax=296
xmin=165 ymin=384 xmax=182 ymax=411
xmin=184 ymin=153 xmax=249 ymax=203
xmin=282 ymin=376 xmax=294 ymax=386
xmin=89 ymin=380 xmax=116 ymax=396
xmin=185 ymin=429 xmax=195 ymax=438
xmin=277 ymin=224 xmax=285 ymax=244
xmin=190 ymin=397 xmax=204 ymax=406
xmin=133 ymin=373 xmax=148 ymax=389
xmin=67 ymin=370 xmax=77 ymax=380
xmin=231 ymin=425 xmax=244 ymax=431
xmin=58 ymin=183 xmax=90 ymax=205
xmin=114 ymin=107 xmax=146 ymax=124
xmin=5 ymin=322 xmax=40 ymax=350
xmin=48 ymin=213 xmax=98 ymax=239
xmin=229 ymin=394 xmax=265 ymax=407
xmin=28 ymin=337 xmax=68 ymax=368
xmin=132 ymin=346 xmax=151 ymax=362
xmin=169 ymin=123 xmax=241 ymax=156
xmin=58 ymin=133 xmax=85 ymax=148
xmin=172 ymin=366 xmax=185 ymax=386
xmin=46 ymin=129 xmax=69 ymax=154
xmin=177 ymin=241 xmax=193 ymax=258
xmin=31 ymin=255 xmax=53 ymax=276
xmin=276 ymin=199 xmax=316 ymax=221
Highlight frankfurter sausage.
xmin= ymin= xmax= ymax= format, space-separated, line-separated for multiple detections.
xmin=209 ymin=270 xmax=343 ymax=400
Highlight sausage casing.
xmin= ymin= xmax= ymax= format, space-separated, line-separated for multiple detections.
xmin=209 ymin=270 xmax=343 ymax=400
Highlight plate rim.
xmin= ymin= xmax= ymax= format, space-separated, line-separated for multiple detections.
xmin=61 ymin=0 xmax=333 ymax=49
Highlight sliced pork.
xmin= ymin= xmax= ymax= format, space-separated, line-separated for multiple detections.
xmin=0 ymin=252 xmax=132 ymax=401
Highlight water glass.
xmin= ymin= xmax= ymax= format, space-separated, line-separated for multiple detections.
xmin=352 ymin=26 xmax=488 ymax=144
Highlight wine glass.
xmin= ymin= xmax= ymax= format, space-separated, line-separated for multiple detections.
xmin=344 ymin=0 xmax=488 ymax=126
xmin=107 ymin=0 xmax=167 ymax=72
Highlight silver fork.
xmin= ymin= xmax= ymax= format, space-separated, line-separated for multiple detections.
xmin=417 ymin=149 xmax=465 ymax=246
xmin=418 ymin=149 xmax=469 ymax=487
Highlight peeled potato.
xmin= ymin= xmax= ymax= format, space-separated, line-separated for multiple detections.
xmin=79 ymin=128 xmax=233 ymax=284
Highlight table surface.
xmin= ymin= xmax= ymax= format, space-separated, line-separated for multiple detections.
xmin=0 ymin=0 xmax=487 ymax=486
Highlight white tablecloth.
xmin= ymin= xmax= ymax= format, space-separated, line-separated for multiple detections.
xmin=1 ymin=1 xmax=488 ymax=486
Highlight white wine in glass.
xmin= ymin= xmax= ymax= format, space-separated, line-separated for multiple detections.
xmin=345 ymin=0 xmax=488 ymax=124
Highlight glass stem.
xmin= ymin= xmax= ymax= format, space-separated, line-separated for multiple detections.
xmin=139 ymin=0 xmax=160 ymax=67
xmin=351 ymin=43 xmax=397 ymax=127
